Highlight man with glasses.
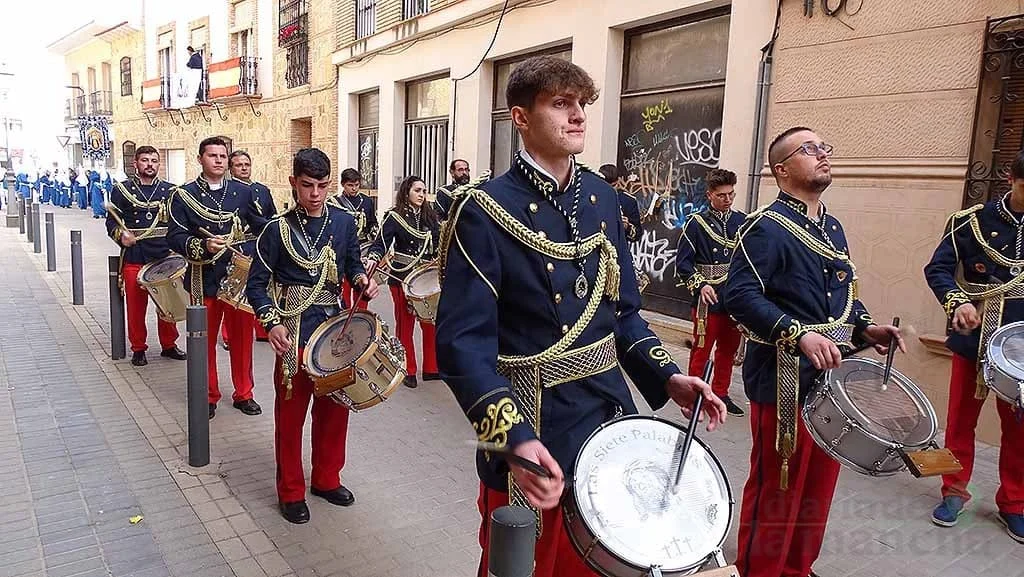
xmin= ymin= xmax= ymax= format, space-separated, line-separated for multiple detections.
xmin=723 ymin=127 xmax=903 ymax=577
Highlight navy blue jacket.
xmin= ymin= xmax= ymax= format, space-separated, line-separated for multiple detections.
xmin=369 ymin=208 xmax=439 ymax=286
xmin=331 ymin=192 xmax=378 ymax=243
xmin=246 ymin=205 xmax=366 ymax=348
xmin=675 ymin=209 xmax=746 ymax=314
xmin=435 ymin=183 xmax=456 ymax=221
xmin=722 ymin=192 xmax=875 ymax=404
xmin=436 ymin=154 xmax=682 ymax=492
xmin=618 ymin=190 xmax=642 ymax=243
xmin=923 ymin=195 xmax=1024 ymax=361
xmin=167 ymin=177 xmax=268 ymax=299
xmin=105 ymin=179 xmax=177 ymax=265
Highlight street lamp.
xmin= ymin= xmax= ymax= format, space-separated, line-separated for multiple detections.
xmin=0 ymin=69 xmax=16 ymax=223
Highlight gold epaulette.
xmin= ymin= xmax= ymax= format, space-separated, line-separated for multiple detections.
xmin=952 ymin=203 xmax=984 ymax=220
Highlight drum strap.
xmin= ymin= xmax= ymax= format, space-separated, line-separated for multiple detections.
xmin=277 ymin=285 xmax=339 ymax=399
xmin=957 ymin=277 xmax=1024 ymax=399
xmin=692 ymin=265 xmax=730 ymax=348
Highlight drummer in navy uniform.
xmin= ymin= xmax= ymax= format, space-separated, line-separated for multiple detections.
xmin=168 ymin=136 xmax=267 ymax=419
xmin=228 ymin=149 xmax=277 ymax=344
xmin=331 ymin=168 xmax=378 ymax=310
xmin=368 ymin=176 xmax=440 ymax=389
xmin=675 ymin=168 xmax=746 ymax=416
xmin=434 ymin=158 xmax=470 ymax=220
xmin=246 ymin=148 xmax=380 ymax=525
xmin=105 ymin=145 xmax=187 ymax=367
xmin=599 ymin=163 xmax=641 ymax=244
xmin=722 ymin=127 xmax=903 ymax=577
xmin=435 ymin=55 xmax=726 ymax=577
xmin=922 ymin=150 xmax=1024 ymax=543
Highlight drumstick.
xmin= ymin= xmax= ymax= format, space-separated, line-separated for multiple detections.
xmin=881 ymin=316 xmax=900 ymax=391
xmin=469 ymin=441 xmax=553 ymax=479
xmin=671 ymin=358 xmax=712 ymax=494
xmin=338 ymin=241 xmax=394 ymax=338
xmin=198 ymin=227 xmax=244 ymax=257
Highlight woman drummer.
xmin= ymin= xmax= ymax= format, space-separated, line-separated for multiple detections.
xmin=369 ymin=175 xmax=440 ymax=389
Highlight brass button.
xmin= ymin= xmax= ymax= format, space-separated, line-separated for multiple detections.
xmin=546 ymin=262 xmax=554 ymax=272
xmin=826 ymin=291 xmax=832 ymax=298
xmin=823 ymin=268 xmax=828 ymax=274
xmin=529 ymin=203 xmax=539 ymax=213
xmin=590 ymin=194 xmax=597 ymax=204
xmin=992 ymin=231 xmax=999 ymax=237
xmin=805 ymin=224 xmax=810 ymax=229
xmin=832 ymin=225 xmax=837 ymax=231
xmin=713 ymin=248 xmax=718 ymax=253
xmin=601 ymin=221 xmax=607 ymax=231
xmin=537 ymin=230 xmax=547 ymax=239
xmin=561 ymin=324 xmax=569 ymax=334
xmin=554 ymin=293 xmax=562 ymax=304
xmin=723 ymin=249 xmax=729 ymax=256
xmin=828 ymin=316 xmax=835 ymax=322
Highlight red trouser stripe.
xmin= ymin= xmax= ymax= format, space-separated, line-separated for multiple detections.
xmin=942 ymin=353 xmax=1024 ymax=514
xmin=389 ymin=284 xmax=437 ymax=375
xmin=476 ymin=484 xmax=598 ymax=577
xmin=687 ymin=308 xmax=742 ymax=398
xmin=122 ymin=263 xmax=179 ymax=353
xmin=736 ymin=401 xmax=841 ymax=577
xmin=203 ymin=297 xmax=255 ymax=405
xmin=273 ymin=351 xmax=350 ymax=503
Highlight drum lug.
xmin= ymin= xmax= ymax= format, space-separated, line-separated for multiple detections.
xmin=830 ymin=423 xmax=853 ymax=447
xmin=648 ymin=566 xmax=663 ymax=577
xmin=818 ymin=415 xmax=831 ymax=425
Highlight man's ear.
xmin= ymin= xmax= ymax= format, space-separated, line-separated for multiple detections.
xmin=510 ymin=105 xmax=529 ymax=131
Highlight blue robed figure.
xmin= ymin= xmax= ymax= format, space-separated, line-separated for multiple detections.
xmin=89 ymin=171 xmax=106 ymax=218
xmin=16 ymin=170 xmax=31 ymax=199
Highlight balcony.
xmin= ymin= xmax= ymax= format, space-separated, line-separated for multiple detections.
xmin=64 ymin=95 xmax=86 ymax=121
xmin=142 ymin=73 xmax=210 ymax=110
xmin=207 ymin=57 xmax=260 ymax=100
xmin=88 ymin=90 xmax=112 ymax=115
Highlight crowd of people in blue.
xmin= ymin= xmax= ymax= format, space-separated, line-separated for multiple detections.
xmin=12 ymin=164 xmax=114 ymax=218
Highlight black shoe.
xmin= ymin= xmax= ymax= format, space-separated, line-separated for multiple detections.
xmin=131 ymin=351 xmax=148 ymax=367
xmin=160 ymin=347 xmax=187 ymax=360
xmin=311 ymin=485 xmax=355 ymax=507
xmin=233 ymin=399 xmax=262 ymax=415
xmin=209 ymin=403 xmax=216 ymax=419
xmin=422 ymin=372 xmax=442 ymax=382
xmin=403 ymin=375 xmax=418 ymax=388
xmin=279 ymin=501 xmax=310 ymax=524
xmin=723 ymin=397 xmax=746 ymax=417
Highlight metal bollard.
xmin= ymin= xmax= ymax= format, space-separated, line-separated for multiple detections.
xmin=18 ymin=198 xmax=25 ymax=234
xmin=108 ymin=256 xmax=126 ymax=360
xmin=186 ymin=306 xmax=210 ymax=467
xmin=31 ymin=202 xmax=41 ymax=254
xmin=70 ymin=230 xmax=84 ymax=305
xmin=25 ymin=199 xmax=33 ymax=243
xmin=45 ymin=214 xmax=56 ymax=271
xmin=487 ymin=506 xmax=537 ymax=577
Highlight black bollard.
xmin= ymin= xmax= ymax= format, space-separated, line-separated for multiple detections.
xmin=18 ymin=198 xmax=25 ymax=234
xmin=45 ymin=214 xmax=56 ymax=271
xmin=108 ymin=256 xmax=126 ymax=360
xmin=31 ymin=202 xmax=41 ymax=254
xmin=186 ymin=305 xmax=210 ymax=467
xmin=487 ymin=506 xmax=537 ymax=577
xmin=70 ymin=230 xmax=84 ymax=305
xmin=25 ymin=199 xmax=33 ymax=243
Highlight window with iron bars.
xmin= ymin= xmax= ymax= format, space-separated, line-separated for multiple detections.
xmin=122 ymin=141 xmax=136 ymax=177
xmin=279 ymin=0 xmax=308 ymax=47
xmin=286 ymin=41 xmax=309 ymax=88
xmin=356 ymin=0 xmax=376 ymax=39
xmin=403 ymin=0 xmax=428 ymax=19
xmin=120 ymin=57 xmax=132 ymax=97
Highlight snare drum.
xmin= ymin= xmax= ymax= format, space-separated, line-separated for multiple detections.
xmin=564 ymin=415 xmax=733 ymax=576
xmin=983 ymin=321 xmax=1024 ymax=408
xmin=803 ymin=357 xmax=939 ymax=476
xmin=217 ymin=252 xmax=253 ymax=314
xmin=303 ymin=311 xmax=406 ymax=411
xmin=403 ymin=262 xmax=441 ymax=324
xmin=137 ymin=255 xmax=190 ymax=323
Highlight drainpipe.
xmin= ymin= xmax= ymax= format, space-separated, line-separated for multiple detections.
xmin=746 ymin=0 xmax=782 ymax=212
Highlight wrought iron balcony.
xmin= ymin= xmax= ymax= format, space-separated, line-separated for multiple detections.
xmin=207 ymin=57 xmax=260 ymax=100
xmin=88 ymin=90 xmax=112 ymax=116
xmin=64 ymin=95 xmax=86 ymax=121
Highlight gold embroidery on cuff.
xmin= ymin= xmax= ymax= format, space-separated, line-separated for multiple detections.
xmin=187 ymin=237 xmax=205 ymax=261
xmin=943 ymin=290 xmax=971 ymax=317
xmin=473 ymin=397 xmax=524 ymax=448
xmin=649 ymin=345 xmax=674 ymax=367
xmin=777 ymin=320 xmax=807 ymax=356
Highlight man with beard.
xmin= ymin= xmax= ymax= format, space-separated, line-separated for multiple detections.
xmin=723 ymin=127 xmax=904 ymax=577
xmin=228 ymin=149 xmax=277 ymax=343
xmin=434 ymin=158 xmax=470 ymax=220
xmin=106 ymin=146 xmax=187 ymax=366
xmin=330 ymin=168 xmax=378 ymax=311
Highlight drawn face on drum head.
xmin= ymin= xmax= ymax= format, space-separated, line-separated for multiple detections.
xmin=573 ymin=418 xmax=731 ymax=572
xmin=309 ymin=313 xmax=374 ymax=375
xmin=407 ymin=267 xmax=440 ymax=298
xmin=141 ymin=255 xmax=186 ymax=283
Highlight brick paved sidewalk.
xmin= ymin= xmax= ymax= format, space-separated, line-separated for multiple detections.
xmin=3 ymin=207 xmax=1023 ymax=577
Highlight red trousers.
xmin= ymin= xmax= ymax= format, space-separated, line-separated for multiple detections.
xmin=122 ymin=263 xmax=179 ymax=353
xmin=221 ymin=317 xmax=266 ymax=343
xmin=688 ymin=308 xmax=742 ymax=398
xmin=341 ymin=278 xmax=368 ymax=311
xmin=274 ymin=351 xmax=350 ymax=503
xmin=203 ymin=297 xmax=255 ymax=405
xmin=390 ymin=284 xmax=437 ymax=375
xmin=942 ymin=353 xmax=1024 ymax=514
xmin=736 ymin=401 xmax=841 ymax=577
xmin=476 ymin=484 xmax=597 ymax=577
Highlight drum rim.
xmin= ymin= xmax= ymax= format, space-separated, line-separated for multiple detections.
xmin=403 ymin=262 xmax=440 ymax=299
xmin=810 ymin=357 xmax=937 ymax=450
xmin=800 ymin=401 xmax=902 ymax=477
xmin=986 ymin=321 xmax=1024 ymax=384
xmin=138 ymin=255 xmax=188 ymax=284
xmin=566 ymin=414 xmax=735 ymax=573
xmin=982 ymin=362 xmax=1024 ymax=406
xmin=302 ymin=311 xmax=381 ymax=378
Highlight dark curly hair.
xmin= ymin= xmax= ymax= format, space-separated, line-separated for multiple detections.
xmin=505 ymin=55 xmax=599 ymax=111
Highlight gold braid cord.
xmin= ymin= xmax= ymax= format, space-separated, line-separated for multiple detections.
xmin=382 ymin=211 xmax=433 ymax=273
xmin=173 ymin=187 xmax=245 ymax=304
xmin=693 ymin=213 xmax=738 ymax=249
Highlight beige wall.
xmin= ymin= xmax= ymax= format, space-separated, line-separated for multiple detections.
xmin=761 ymin=0 xmax=1024 ymax=444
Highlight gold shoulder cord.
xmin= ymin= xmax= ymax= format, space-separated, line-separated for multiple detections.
xmin=693 ymin=213 xmax=737 ymax=249
xmin=383 ymin=211 xmax=432 ymax=272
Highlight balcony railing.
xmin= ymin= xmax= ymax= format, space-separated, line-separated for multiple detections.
xmin=64 ymin=95 xmax=86 ymax=121
xmin=208 ymin=57 xmax=260 ymax=99
xmin=88 ymin=90 xmax=112 ymax=115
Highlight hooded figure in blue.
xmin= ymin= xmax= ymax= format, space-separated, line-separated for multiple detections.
xmin=89 ymin=170 xmax=106 ymax=218
xmin=76 ymin=169 xmax=90 ymax=209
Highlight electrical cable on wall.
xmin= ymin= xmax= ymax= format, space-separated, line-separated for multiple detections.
xmin=453 ymin=0 xmax=510 ymax=81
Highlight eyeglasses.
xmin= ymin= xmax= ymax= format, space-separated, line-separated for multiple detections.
xmin=779 ymin=142 xmax=834 ymax=163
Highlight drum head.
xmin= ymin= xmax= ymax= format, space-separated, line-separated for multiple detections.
xmin=140 ymin=255 xmax=186 ymax=283
xmin=406 ymin=266 xmax=440 ymax=298
xmin=305 ymin=312 xmax=376 ymax=378
xmin=572 ymin=416 xmax=732 ymax=572
xmin=828 ymin=357 xmax=935 ymax=447
xmin=988 ymin=321 xmax=1024 ymax=381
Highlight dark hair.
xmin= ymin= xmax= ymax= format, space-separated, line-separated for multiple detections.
xmin=340 ymin=168 xmax=361 ymax=184
xmin=598 ymin=164 xmax=618 ymax=184
xmin=1012 ymin=150 xmax=1024 ymax=180
xmin=293 ymin=148 xmax=331 ymax=179
xmin=229 ymin=150 xmax=251 ymax=166
xmin=505 ymin=56 xmax=599 ymax=110
xmin=449 ymin=159 xmax=469 ymax=171
xmin=396 ymin=176 xmax=438 ymax=227
xmin=134 ymin=145 xmax=159 ymax=159
xmin=705 ymin=168 xmax=737 ymax=191
xmin=187 ymin=46 xmax=194 ymax=52
xmin=767 ymin=126 xmax=815 ymax=175
xmin=198 ymin=136 xmax=228 ymax=157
